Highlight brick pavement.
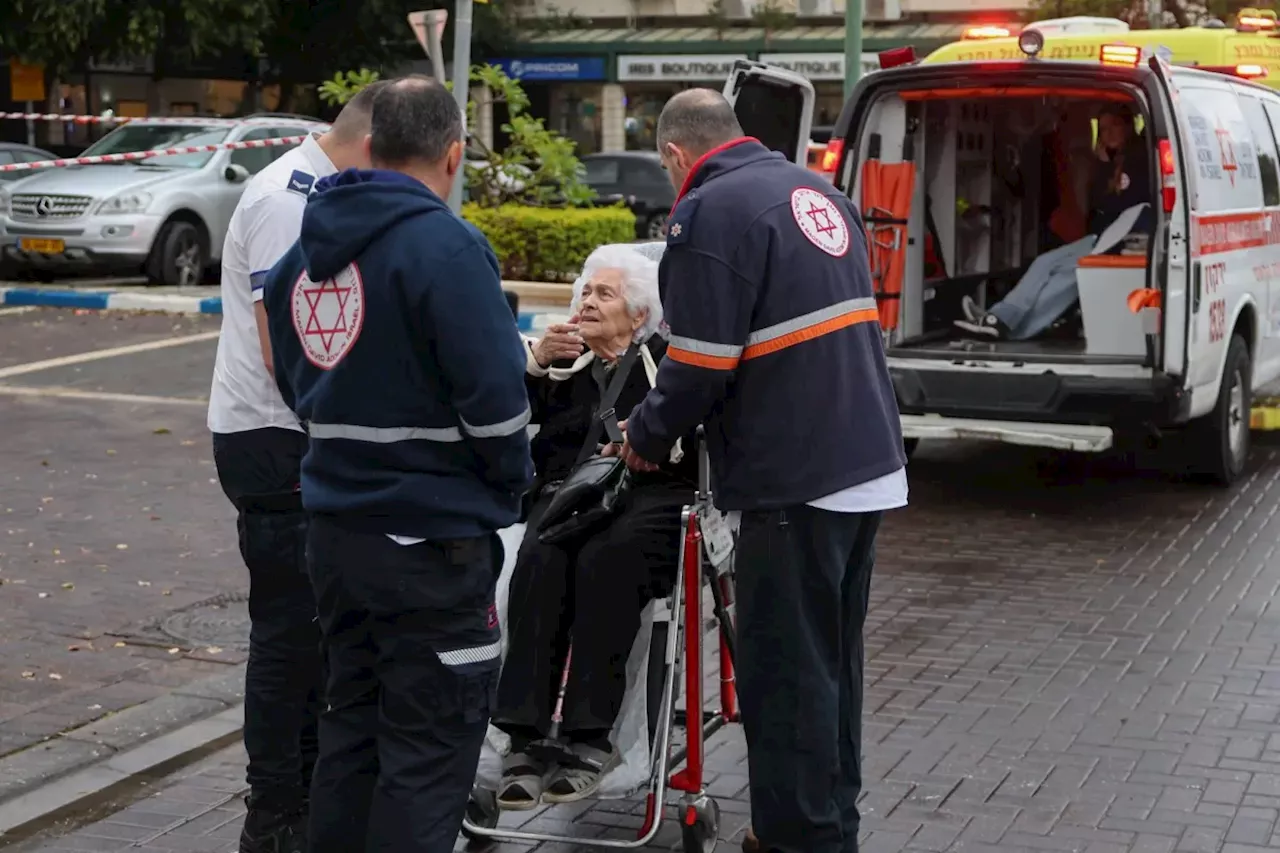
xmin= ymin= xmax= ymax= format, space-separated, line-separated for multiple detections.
xmin=15 ymin=435 xmax=1280 ymax=852
xmin=0 ymin=310 xmax=245 ymax=774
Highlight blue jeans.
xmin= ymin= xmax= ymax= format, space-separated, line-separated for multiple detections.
xmin=988 ymin=236 xmax=1097 ymax=341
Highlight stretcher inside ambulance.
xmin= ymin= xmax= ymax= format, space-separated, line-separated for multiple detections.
xmin=722 ymin=32 xmax=1280 ymax=486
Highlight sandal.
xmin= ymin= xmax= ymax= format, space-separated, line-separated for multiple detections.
xmin=496 ymin=751 xmax=546 ymax=811
xmin=541 ymin=742 xmax=619 ymax=804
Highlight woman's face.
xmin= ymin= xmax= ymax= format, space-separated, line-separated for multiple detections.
xmin=1099 ymin=112 xmax=1130 ymax=152
xmin=578 ymin=267 xmax=645 ymax=351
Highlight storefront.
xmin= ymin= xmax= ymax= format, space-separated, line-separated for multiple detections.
xmin=490 ymin=57 xmax=608 ymax=154
xmin=616 ymin=54 xmax=747 ymax=149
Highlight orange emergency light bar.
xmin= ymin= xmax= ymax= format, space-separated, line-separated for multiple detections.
xmin=1099 ymin=43 xmax=1142 ymax=67
xmin=1237 ymin=7 xmax=1278 ymax=29
xmin=1198 ymin=63 xmax=1270 ymax=79
xmin=962 ymin=25 xmax=1012 ymax=39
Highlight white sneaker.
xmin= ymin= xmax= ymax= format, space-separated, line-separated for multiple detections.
xmin=961 ymin=295 xmax=983 ymax=324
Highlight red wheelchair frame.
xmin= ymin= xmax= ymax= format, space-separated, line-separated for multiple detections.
xmin=462 ymin=441 xmax=739 ymax=853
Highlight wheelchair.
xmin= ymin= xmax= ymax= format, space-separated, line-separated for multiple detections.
xmin=461 ymin=431 xmax=740 ymax=853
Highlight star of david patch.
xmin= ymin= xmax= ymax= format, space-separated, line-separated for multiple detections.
xmin=790 ymin=187 xmax=850 ymax=258
xmin=290 ymin=263 xmax=365 ymax=369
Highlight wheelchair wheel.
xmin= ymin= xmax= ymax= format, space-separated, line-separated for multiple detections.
xmin=680 ymin=795 xmax=720 ymax=853
xmin=462 ymin=786 xmax=499 ymax=842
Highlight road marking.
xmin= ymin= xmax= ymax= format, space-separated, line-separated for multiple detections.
xmin=0 ymin=306 xmax=39 ymax=316
xmin=0 ymin=384 xmax=207 ymax=406
xmin=0 ymin=330 xmax=219 ymax=380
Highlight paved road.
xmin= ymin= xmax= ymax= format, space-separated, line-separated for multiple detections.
xmin=9 ymin=305 xmax=1280 ymax=851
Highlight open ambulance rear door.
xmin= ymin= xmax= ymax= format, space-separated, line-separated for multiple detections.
xmin=721 ymin=60 xmax=816 ymax=168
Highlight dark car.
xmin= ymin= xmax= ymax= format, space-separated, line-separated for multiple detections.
xmin=581 ymin=152 xmax=675 ymax=240
xmin=0 ymin=142 xmax=57 ymax=183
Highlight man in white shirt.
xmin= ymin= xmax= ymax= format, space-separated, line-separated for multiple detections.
xmin=207 ymin=81 xmax=388 ymax=853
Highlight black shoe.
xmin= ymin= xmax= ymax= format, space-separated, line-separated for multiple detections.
xmin=239 ymin=796 xmax=306 ymax=853
xmin=954 ymin=312 xmax=1011 ymax=339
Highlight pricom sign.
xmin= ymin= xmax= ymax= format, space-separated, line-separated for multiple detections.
xmin=617 ymin=55 xmax=749 ymax=82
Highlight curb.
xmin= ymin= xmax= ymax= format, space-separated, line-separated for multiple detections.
xmin=0 ymin=666 xmax=246 ymax=840
xmin=0 ymin=286 xmax=562 ymax=332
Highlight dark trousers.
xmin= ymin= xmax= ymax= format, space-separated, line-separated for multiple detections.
xmin=493 ymin=484 xmax=685 ymax=748
xmin=212 ymin=427 xmax=321 ymax=814
xmin=734 ymin=505 xmax=882 ymax=853
xmin=306 ymin=517 xmax=502 ymax=853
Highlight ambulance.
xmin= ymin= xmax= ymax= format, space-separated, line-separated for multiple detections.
xmin=721 ymin=17 xmax=1280 ymax=485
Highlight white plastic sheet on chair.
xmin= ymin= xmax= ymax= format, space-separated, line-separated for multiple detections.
xmin=475 ymin=522 xmax=658 ymax=799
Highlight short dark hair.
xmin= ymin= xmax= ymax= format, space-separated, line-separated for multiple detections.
xmin=656 ymin=89 xmax=743 ymax=154
xmin=329 ymin=79 xmax=391 ymax=143
xmin=369 ymin=75 xmax=463 ymax=167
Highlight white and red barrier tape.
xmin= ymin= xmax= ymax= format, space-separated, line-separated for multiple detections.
xmin=0 ymin=112 xmax=302 ymax=126
xmin=0 ymin=135 xmax=307 ymax=173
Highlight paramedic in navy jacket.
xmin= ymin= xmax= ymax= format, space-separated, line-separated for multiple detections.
xmin=262 ymin=76 xmax=534 ymax=853
xmin=615 ymin=89 xmax=909 ymax=853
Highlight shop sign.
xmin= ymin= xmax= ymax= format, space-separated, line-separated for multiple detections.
xmin=758 ymin=53 xmax=883 ymax=81
xmin=617 ymin=55 xmax=748 ymax=82
xmin=492 ymin=57 xmax=607 ymax=81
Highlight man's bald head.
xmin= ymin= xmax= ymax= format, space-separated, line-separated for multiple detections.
xmin=656 ymin=89 xmax=743 ymax=156
xmin=328 ymin=79 xmax=391 ymax=144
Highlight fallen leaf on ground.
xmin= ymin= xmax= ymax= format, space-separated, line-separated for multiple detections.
xmin=113 ymin=641 xmax=127 ymax=648
xmin=67 ymin=645 xmax=81 ymax=652
xmin=40 ymin=497 xmax=52 ymax=504
xmin=152 ymin=427 xmax=171 ymax=435
xmin=137 ymin=580 xmax=150 ymax=586
xmin=48 ymin=673 xmax=62 ymax=680
xmin=161 ymin=589 xmax=172 ymax=596
xmin=167 ymin=648 xmax=181 ymax=655
xmin=116 ymin=544 xmax=128 ymax=550
xmin=60 ymin=582 xmax=73 ymax=590
xmin=106 ymin=449 xmax=116 ymax=456
xmin=205 ymin=646 xmax=223 ymax=655
xmin=180 ymin=440 xmax=196 ymax=446
xmin=21 ymin=671 xmax=34 ymax=679
xmin=37 ymin=592 xmax=48 ymax=599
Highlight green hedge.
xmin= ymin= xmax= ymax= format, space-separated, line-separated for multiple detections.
xmin=463 ymin=204 xmax=637 ymax=283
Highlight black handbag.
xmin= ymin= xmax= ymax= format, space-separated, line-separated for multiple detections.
xmin=536 ymin=345 xmax=641 ymax=546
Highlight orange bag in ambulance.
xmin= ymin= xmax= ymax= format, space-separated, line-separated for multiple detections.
xmin=720 ymin=36 xmax=1280 ymax=486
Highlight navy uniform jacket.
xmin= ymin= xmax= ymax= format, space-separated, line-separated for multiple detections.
xmin=626 ymin=138 xmax=906 ymax=511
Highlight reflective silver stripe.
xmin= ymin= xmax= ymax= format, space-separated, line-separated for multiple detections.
xmin=437 ymin=640 xmax=502 ymax=667
xmin=307 ymin=423 xmax=463 ymax=443
xmin=745 ymin=297 xmax=879 ymax=347
xmin=461 ymin=405 xmax=532 ymax=439
xmin=667 ymin=334 xmax=744 ymax=359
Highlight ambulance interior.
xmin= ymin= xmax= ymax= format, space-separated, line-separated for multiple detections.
xmin=854 ymin=84 xmax=1161 ymax=363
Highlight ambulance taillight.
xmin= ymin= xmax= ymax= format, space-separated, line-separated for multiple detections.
xmin=1099 ymin=44 xmax=1142 ymax=67
xmin=820 ymin=139 xmax=845 ymax=173
xmin=1158 ymin=139 xmax=1176 ymax=214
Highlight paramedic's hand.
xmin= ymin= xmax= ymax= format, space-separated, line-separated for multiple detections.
xmin=532 ymin=322 xmax=584 ymax=367
xmin=615 ymin=420 xmax=659 ymax=472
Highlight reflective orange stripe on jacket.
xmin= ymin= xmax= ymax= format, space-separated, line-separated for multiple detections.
xmin=667 ymin=297 xmax=880 ymax=371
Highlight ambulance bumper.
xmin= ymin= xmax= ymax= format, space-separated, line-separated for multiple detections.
xmin=892 ymin=367 xmax=1188 ymax=448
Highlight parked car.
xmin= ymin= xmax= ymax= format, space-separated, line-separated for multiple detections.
xmin=0 ymin=142 xmax=58 ymax=183
xmin=0 ymin=113 xmax=328 ymax=286
xmin=580 ymin=152 xmax=675 ymax=240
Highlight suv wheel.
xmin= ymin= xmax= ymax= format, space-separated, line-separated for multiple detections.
xmin=643 ymin=213 xmax=668 ymax=240
xmin=146 ymin=220 xmax=205 ymax=287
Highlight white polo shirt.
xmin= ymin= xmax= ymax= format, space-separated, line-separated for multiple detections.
xmin=208 ymin=134 xmax=338 ymax=434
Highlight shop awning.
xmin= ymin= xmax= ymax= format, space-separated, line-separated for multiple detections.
xmin=514 ymin=22 xmax=971 ymax=58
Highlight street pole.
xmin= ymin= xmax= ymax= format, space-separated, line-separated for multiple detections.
xmin=25 ymin=101 xmax=34 ymax=146
xmin=1147 ymin=0 xmax=1161 ymax=27
xmin=447 ymin=0 xmax=475 ymax=215
xmin=843 ymin=0 xmax=863 ymax=103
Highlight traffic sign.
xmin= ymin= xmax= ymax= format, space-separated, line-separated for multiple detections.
xmin=9 ymin=60 xmax=45 ymax=103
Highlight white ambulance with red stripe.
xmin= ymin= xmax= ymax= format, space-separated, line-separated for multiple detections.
xmin=722 ymin=33 xmax=1280 ymax=485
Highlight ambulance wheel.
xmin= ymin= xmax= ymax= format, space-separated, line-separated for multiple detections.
xmin=680 ymin=796 xmax=720 ymax=853
xmin=462 ymin=786 xmax=499 ymax=842
xmin=1189 ymin=333 xmax=1251 ymax=486
xmin=904 ymin=437 xmax=919 ymax=461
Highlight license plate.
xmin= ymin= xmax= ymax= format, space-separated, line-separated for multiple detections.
xmin=699 ymin=508 xmax=738 ymax=569
xmin=19 ymin=237 xmax=64 ymax=254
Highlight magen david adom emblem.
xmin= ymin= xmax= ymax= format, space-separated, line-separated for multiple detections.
xmin=291 ymin=263 xmax=365 ymax=369
xmin=790 ymin=187 xmax=850 ymax=258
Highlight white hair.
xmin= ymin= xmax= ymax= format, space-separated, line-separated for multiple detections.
xmin=570 ymin=243 xmax=664 ymax=343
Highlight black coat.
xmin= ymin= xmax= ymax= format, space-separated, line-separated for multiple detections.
xmin=525 ymin=337 xmax=698 ymax=495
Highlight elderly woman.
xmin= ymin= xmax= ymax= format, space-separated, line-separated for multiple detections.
xmin=493 ymin=243 xmax=696 ymax=809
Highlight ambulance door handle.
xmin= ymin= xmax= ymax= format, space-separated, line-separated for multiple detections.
xmin=1192 ymin=262 xmax=1202 ymax=314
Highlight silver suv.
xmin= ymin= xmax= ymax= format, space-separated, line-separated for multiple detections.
xmin=0 ymin=113 xmax=328 ymax=286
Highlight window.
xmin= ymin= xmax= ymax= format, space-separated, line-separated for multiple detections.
xmin=82 ymin=124 xmax=230 ymax=168
xmin=0 ymin=152 xmax=13 ymax=165
xmin=583 ymin=158 xmax=620 ymax=185
xmin=230 ymin=128 xmax=278 ymax=175
xmin=1240 ymin=95 xmax=1280 ymax=206
xmin=270 ymin=127 xmax=312 ymax=162
xmin=622 ymin=159 xmax=665 ymax=188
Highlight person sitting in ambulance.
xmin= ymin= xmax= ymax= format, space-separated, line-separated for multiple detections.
xmin=955 ymin=102 xmax=1152 ymax=341
xmin=492 ymin=243 xmax=697 ymax=810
